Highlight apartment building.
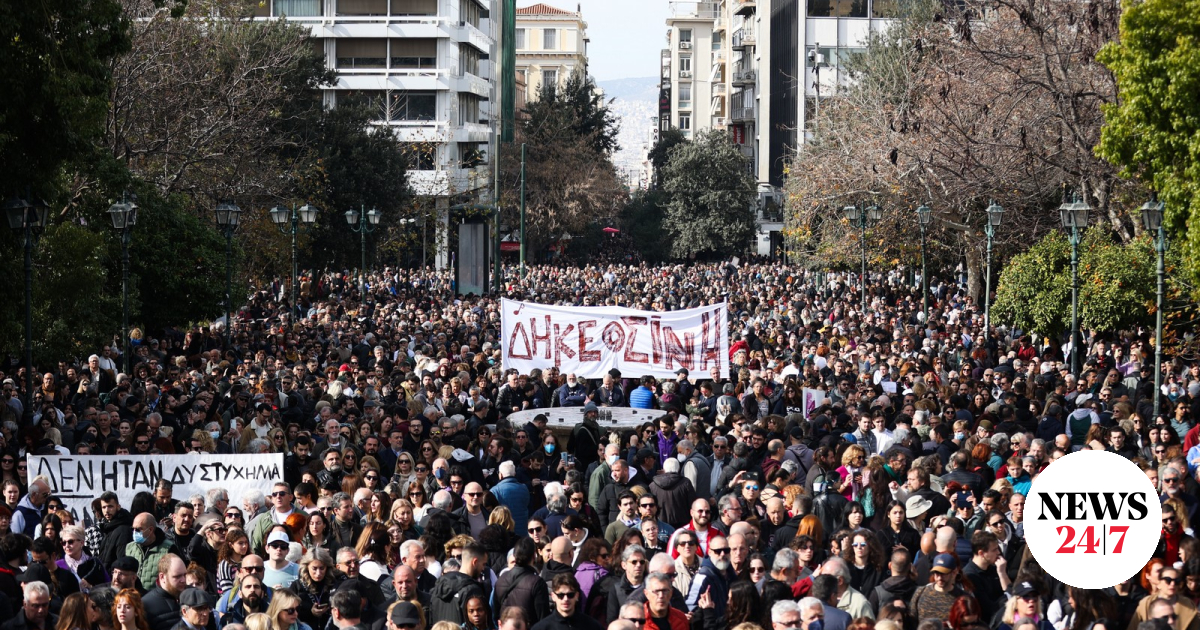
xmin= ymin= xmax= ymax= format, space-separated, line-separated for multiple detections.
xmin=659 ymin=0 xmax=890 ymax=257
xmin=515 ymin=3 xmax=589 ymax=102
xmin=660 ymin=3 xmax=718 ymax=140
xmin=253 ymin=0 xmax=499 ymax=267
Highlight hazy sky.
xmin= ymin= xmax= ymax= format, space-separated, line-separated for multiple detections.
xmin=519 ymin=0 xmax=671 ymax=81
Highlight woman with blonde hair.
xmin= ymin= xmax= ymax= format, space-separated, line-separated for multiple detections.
xmin=244 ymin=612 xmax=272 ymax=630
xmin=837 ymin=445 xmax=867 ymax=501
xmin=192 ymin=429 xmax=216 ymax=454
xmin=295 ymin=548 xmax=335 ymax=630
xmin=266 ymin=587 xmax=312 ymax=630
xmin=488 ymin=506 xmax=514 ymax=533
xmin=389 ymin=499 xmax=421 ymax=542
xmin=113 ymin=588 xmax=152 ymax=630
xmin=266 ymin=428 xmax=288 ymax=454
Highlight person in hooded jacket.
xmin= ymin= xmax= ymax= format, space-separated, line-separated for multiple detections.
xmin=428 ymin=542 xmax=488 ymax=626
xmin=649 ymin=459 xmax=696 ymax=529
xmin=684 ymin=535 xmax=736 ymax=619
xmin=867 ymin=549 xmax=918 ymax=612
xmin=492 ymin=538 xmax=549 ymax=625
xmin=95 ymin=494 xmax=135 ymax=569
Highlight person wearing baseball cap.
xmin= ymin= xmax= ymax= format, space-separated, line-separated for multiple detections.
xmin=911 ymin=554 xmax=965 ymax=622
xmin=388 ymin=601 xmax=421 ymax=630
xmin=174 ymin=588 xmax=214 ymax=630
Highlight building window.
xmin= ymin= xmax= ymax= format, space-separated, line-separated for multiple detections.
xmin=516 ymin=29 xmax=526 ymax=49
xmin=459 ymin=0 xmax=481 ymax=27
xmin=807 ymin=0 xmax=868 ymax=17
xmin=274 ymin=0 xmax=322 ymax=16
xmin=680 ymin=29 xmax=693 ymax=43
xmin=679 ymin=114 xmax=691 ymax=130
xmin=543 ymin=28 xmax=557 ymax=50
xmin=391 ymin=0 xmax=438 ymax=16
xmin=389 ymin=91 xmax=437 ymax=121
xmin=458 ymin=44 xmax=481 ymax=75
xmin=391 ymin=38 xmax=436 ymax=69
xmin=458 ymin=94 xmax=480 ymax=125
xmin=336 ymin=39 xmax=387 ymax=68
xmin=400 ymin=143 xmax=437 ymax=170
xmin=679 ymin=55 xmax=692 ymax=73
xmin=678 ymin=84 xmax=692 ymax=108
xmin=337 ymin=0 xmax=387 ymax=15
xmin=542 ymin=69 xmax=558 ymax=89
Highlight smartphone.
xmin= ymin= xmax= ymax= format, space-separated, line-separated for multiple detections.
xmin=954 ymin=492 xmax=971 ymax=509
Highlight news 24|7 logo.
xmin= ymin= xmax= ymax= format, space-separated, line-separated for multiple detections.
xmin=1024 ymin=450 xmax=1162 ymax=589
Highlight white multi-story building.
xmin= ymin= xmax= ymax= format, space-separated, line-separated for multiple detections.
xmin=253 ymin=0 xmax=499 ymax=267
xmin=661 ymin=2 xmax=719 ymax=140
xmin=515 ymin=2 xmax=589 ymax=102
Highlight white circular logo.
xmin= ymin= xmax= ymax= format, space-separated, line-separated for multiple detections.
xmin=1024 ymin=450 xmax=1162 ymax=589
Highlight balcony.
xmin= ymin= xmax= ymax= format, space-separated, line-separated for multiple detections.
xmin=714 ymin=83 xmax=727 ymax=95
xmin=713 ymin=116 xmax=727 ymax=127
xmin=738 ymin=144 xmax=754 ymax=158
xmin=669 ymin=1 xmax=720 ymax=19
xmin=733 ymin=0 xmax=756 ymax=15
xmin=715 ymin=15 xmax=727 ymax=32
xmin=732 ymin=67 xmax=756 ymax=85
xmin=732 ymin=27 xmax=756 ymax=48
xmin=713 ymin=49 xmax=726 ymax=61
xmin=733 ymin=106 xmax=755 ymax=121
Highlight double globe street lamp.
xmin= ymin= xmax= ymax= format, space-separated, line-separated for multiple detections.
xmin=1140 ymin=195 xmax=1167 ymax=417
xmin=270 ymin=203 xmax=318 ymax=318
xmin=843 ymin=202 xmax=883 ymax=310
xmin=214 ymin=201 xmax=243 ymax=350
xmin=5 ymin=193 xmax=49 ymax=421
xmin=346 ymin=206 xmax=382 ymax=303
xmin=1059 ymin=192 xmax=1091 ymax=376
xmin=108 ymin=195 xmax=138 ymax=375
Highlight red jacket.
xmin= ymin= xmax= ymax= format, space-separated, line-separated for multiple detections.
xmin=643 ymin=603 xmax=689 ymax=630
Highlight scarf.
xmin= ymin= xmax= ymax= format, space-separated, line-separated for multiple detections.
xmin=64 ymin=552 xmax=89 ymax=575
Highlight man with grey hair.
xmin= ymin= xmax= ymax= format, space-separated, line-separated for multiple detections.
xmin=822 ymin=557 xmax=874 ymax=619
xmin=686 ymin=535 xmax=733 ymax=617
xmin=710 ymin=435 xmax=731 ymax=497
xmin=398 ymin=539 xmax=436 ymax=597
xmin=241 ymin=489 xmax=267 ymax=521
xmin=772 ymin=600 xmax=803 ymax=630
xmin=650 ymin=458 xmax=695 ymax=528
xmin=590 ymin=443 xmax=621 ymax=507
xmin=770 ymin=548 xmax=800 ymax=585
xmin=797 ymin=597 xmax=825 ymax=630
xmin=676 ymin=438 xmax=713 ymax=500
xmin=206 ymin=488 xmax=230 ymax=518
xmin=644 ymin=571 xmax=688 ymax=629
xmin=492 ymin=460 xmax=529 ymax=531
xmin=605 ymin=544 xmax=648 ymax=622
xmin=9 ymin=580 xmax=53 ymax=630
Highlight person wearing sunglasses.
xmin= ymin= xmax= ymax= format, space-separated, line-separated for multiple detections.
xmin=684 ymin=535 xmax=733 ymax=618
xmin=537 ymin=573 xmax=602 ymax=630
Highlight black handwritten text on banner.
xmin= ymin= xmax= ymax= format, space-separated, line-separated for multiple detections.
xmin=28 ymin=454 xmax=284 ymax=527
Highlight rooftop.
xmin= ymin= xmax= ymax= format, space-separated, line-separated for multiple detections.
xmin=516 ymin=2 xmax=578 ymax=16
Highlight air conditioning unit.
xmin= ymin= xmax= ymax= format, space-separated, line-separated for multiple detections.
xmin=680 ymin=41 xmax=693 ymax=49
xmin=680 ymin=70 xmax=693 ymax=78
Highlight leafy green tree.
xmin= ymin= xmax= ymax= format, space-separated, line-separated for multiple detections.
xmin=993 ymin=230 xmax=1159 ymax=341
xmin=523 ymin=69 xmax=620 ymax=156
xmin=661 ymin=129 xmax=756 ymax=259
xmin=0 ymin=0 xmax=130 ymax=198
xmin=620 ymin=190 xmax=670 ymax=263
xmin=1097 ymin=0 xmax=1200 ymax=290
xmin=647 ymin=128 xmax=688 ymax=188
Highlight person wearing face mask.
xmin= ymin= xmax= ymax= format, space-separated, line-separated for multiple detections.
xmin=126 ymin=513 xmax=184 ymax=592
xmin=568 ymin=403 xmax=602 ymax=473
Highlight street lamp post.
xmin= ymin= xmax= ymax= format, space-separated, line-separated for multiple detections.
xmin=916 ymin=204 xmax=933 ymax=323
xmin=5 ymin=193 xmax=49 ymax=421
xmin=270 ymin=203 xmax=317 ymax=318
xmin=346 ymin=206 xmax=381 ymax=303
xmin=983 ymin=200 xmax=1005 ymax=330
xmin=1141 ymin=195 xmax=1166 ymax=418
xmin=108 ymin=195 xmax=139 ymax=375
xmin=1059 ymin=193 xmax=1090 ymax=376
xmin=843 ymin=202 xmax=882 ymax=310
xmin=214 ymin=201 xmax=242 ymax=351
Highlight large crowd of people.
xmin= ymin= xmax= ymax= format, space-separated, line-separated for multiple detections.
xmin=1 ymin=260 xmax=1198 ymax=630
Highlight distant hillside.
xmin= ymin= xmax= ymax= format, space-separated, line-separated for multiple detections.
xmin=599 ymin=77 xmax=659 ymax=187
xmin=599 ymin=76 xmax=660 ymax=103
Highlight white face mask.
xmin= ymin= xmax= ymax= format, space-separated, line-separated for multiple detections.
xmin=677 ymin=453 xmax=688 ymax=463
xmin=607 ymin=454 xmax=619 ymax=466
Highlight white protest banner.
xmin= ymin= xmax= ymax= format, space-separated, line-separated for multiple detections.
xmin=28 ymin=453 xmax=284 ymax=527
xmin=501 ymin=298 xmax=730 ymax=380
xmin=803 ymin=388 xmax=828 ymax=420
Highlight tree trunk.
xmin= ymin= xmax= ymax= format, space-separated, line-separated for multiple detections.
xmin=965 ymin=243 xmax=983 ymax=305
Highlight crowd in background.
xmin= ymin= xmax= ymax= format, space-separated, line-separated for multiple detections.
xmin=1 ymin=260 xmax=1198 ymax=630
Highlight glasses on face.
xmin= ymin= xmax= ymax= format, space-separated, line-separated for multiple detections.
xmin=271 ymin=491 xmax=289 ymax=498
xmin=709 ymin=547 xmax=730 ymax=555
xmin=622 ymin=616 xmax=646 ymax=623
xmin=365 ymin=475 xmax=378 ymax=481
xmin=340 ymin=560 xmax=359 ymax=567
xmin=241 ymin=565 xmax=264 ymax=573
xmin=466 ymin=492 xmax=482 ymax=498
xmin=136 ymin=440 xmax=149 ymax=446
xmin=1164 ymin=516 xmax=1177 ymax=525
xmin=750 ymin=566 xmax=766 ymax=573
xmin=553 ymin=591 xmax=577 ymax=601
xmin=1164 ymin=477 xmax=1179 ymax=484
xmin=528 ymin=526 xmax=544 ymax=534
xmin=281 ymin=608 xmax=298 ymax=615
xmin=415 ymin=467 xmax=428 ymax=473
xmin=640 ymin=503 xmax=656 ymax=509
xmin=1161 ymin=576 xmax=1179 ymax=584
xmin=851 ymin=542 xmax=868 ymax=548
xmin=226 ymin=511 xmax=242 ymax=518
xmin=677 ymin=540 xmax=696 ymax=547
